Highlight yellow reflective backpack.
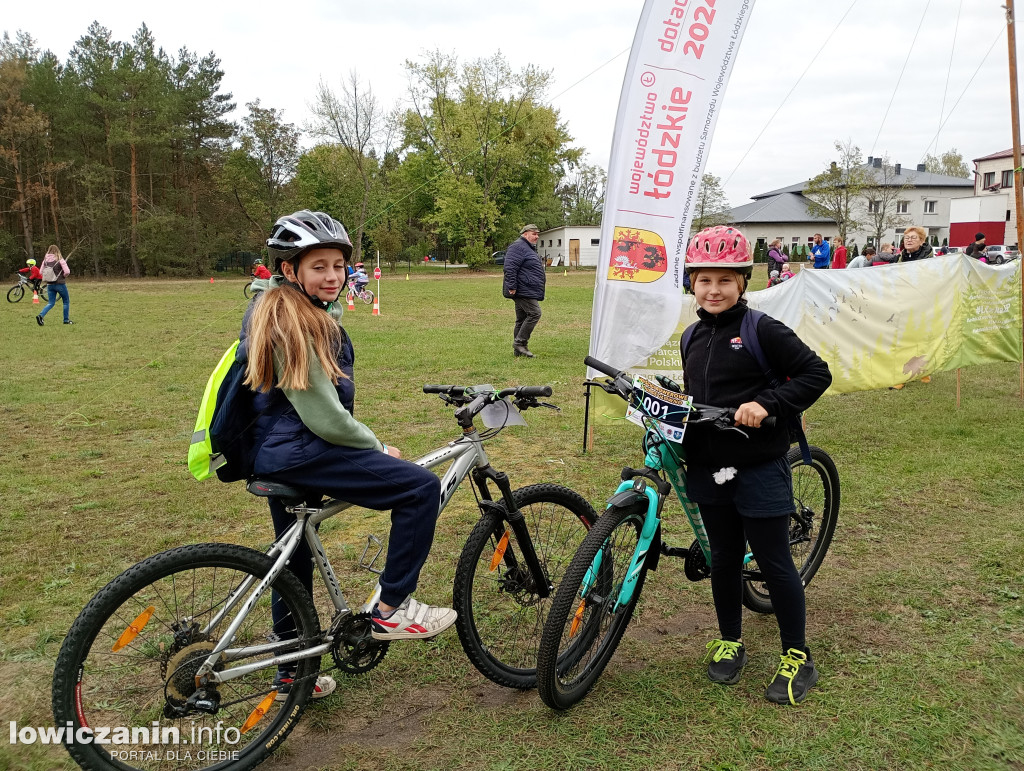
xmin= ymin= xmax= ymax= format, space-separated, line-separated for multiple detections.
xmin=188 ymin=340 xmax=257 ymax=482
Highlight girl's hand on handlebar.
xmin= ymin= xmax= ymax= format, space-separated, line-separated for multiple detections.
xmin=734 ymin=401 xmax=768 ymax=428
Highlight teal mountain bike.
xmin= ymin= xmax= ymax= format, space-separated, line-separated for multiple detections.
xmin=536 ymin=356 xmax=839 ymax=710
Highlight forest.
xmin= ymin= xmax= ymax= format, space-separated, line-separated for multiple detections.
xmin=0 ymin=24 xmax=607 ymax=276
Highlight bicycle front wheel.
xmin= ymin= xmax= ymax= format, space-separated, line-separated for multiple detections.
xmin=8 ymin=284 xmax=24 ymax=302
xmin=52 ymin=543 xmax=321 ymax=771
xmin=453 ymin=484 xmax=596 ymax=689
xmin=536 ymin=501 xmax=648 ymax=710
xmin=360 ymin=289 xmax=374 ymax=304
xmin=742 ymin=445 xmax=841 ymax=614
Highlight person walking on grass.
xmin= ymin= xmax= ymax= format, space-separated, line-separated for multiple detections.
xmin=680 ymin=225 xmax=832 ymax=705
xmin=37 ymin=245 xmax=72 ymax=326
xmin=502 ymin=224 xmax=545 ymax=358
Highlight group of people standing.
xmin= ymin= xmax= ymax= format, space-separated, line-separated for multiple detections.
xmin=765 ymin=227 xmax=939 ymax=274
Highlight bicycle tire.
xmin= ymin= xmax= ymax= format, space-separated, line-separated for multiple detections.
xmin=243 ymin=282 xmax=253 ymax=299
xmin=361 ymin=289 xmax=374 ymax=305
xmin=52 ymin=543 xmax=321 ymax=771
xmin=453 ymin=484 xmax=596 ymax=689
xmin=741 ymin=445 xmax=840 ymax=614
xmin=7 ymin=284 xmax=24 ymax=302
xmin=536 ymin=501 xmax=648 ymax=710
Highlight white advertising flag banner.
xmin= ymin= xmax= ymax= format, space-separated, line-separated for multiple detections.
xmin=589 ymin=0 xmax=755 ymax=371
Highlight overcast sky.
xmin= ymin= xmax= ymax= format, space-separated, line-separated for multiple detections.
xmin=3 ymin=0 xmax=1018 ymax=207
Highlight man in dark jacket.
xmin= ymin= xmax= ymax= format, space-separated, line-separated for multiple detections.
xmin=503 ymin=223 xmax=545 ymax=357
xmin=965 ymin=232 xmax=987 ymax=259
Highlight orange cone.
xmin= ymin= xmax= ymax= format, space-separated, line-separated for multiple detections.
xmin=32 ymin=291 xmax=40 ymax=304
xmin=210 ymin=277 xmax=214 ymax=283
xmin=347 ymin=292 xmax=355 ymax=311
xmin=371 ymin=295 xmax=380 ymax=316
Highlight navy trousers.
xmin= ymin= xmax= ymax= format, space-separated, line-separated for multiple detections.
xmin=264 ymin=444 xmax=441 ymax=637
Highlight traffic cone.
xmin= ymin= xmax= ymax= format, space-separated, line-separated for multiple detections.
xmin=371 ymin=295 xmax=380 ymax=316
xmin=405 ymin=273 xmax=409 ymax=281
xmin=564 ymin=269 xmax=567 ymax=276
xmin=347 ymin=292 xmax=355 ymax=310
xmin=32 ymin=290 xmax=40 ymax=304
xmin=210 ymin=277 xmax=214 ymax=283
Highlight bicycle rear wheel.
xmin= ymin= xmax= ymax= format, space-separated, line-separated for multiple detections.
xmin=243 ymin=281 xmax=253 ymax=299
xmin=52 ymin=543 xmax=321 ymax=771
xmin=741 ymin=445 xmax=840 ymax=614
xmin=536 ymin=501 xmax=648 ymax=710
xmin=453 ymin=484 xmax=595 ymax=689
xmin=7 ymin=284 xmax=24 ymax=302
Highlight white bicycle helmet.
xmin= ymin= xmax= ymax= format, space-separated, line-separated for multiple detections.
xmin=267 ymin=210 xmax=353 ymax=273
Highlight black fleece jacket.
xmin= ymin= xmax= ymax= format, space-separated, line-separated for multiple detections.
xmin=681 ymin=303 xmax=832 ymax=468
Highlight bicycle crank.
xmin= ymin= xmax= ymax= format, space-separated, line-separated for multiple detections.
xmin=330 ymin=612 xmax=389 ymax=674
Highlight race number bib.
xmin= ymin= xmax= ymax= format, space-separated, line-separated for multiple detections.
xmin=625 ymin=375 xmax=692 ymax=443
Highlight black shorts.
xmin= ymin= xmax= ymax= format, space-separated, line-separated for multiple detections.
xmin=686 ymin=455 xmax=794 ymax=518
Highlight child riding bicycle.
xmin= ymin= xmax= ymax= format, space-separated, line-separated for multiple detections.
xmin=681 ymin=226 xmax=831 ymax=705
xmin=241 ymin=211 xmax=456 ymax=698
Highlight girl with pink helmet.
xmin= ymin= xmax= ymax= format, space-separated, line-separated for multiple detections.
xmin=681 ymin=225 xmax=832 ymax=705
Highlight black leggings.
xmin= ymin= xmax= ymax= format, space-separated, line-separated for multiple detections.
xmin=700 ymin=503 xmax=806 ymax=652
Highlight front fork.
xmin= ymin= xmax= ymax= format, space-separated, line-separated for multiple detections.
xmin=470 ymin=465 xmax=552 ymax=598
xmin=581 ymin=470 xmax=666 ymax=612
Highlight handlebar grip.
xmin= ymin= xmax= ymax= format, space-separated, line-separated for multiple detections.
xmin=761 ymin=416 xmax=777 ymax=429
xmin=422 ymin=384 xmax=465 ymax=396
xmin=584 ymin=356 xmax=623 ymax=379
xmin=518 ymin=385 xmax=552 ymax=398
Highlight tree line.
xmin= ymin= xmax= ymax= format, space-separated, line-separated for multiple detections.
xmin=0 ymin=25 xmax=607 ymax=276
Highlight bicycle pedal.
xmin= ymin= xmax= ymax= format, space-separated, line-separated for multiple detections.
xmin=358 ymin=534 xmax=385 ymax=575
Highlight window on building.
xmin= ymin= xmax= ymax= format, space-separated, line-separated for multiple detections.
xmin=557 ymin=239 xmax=562 ymax=246
xmin=590 ymin=238 xmax=600 ymax=246
xmin=868 ymin=200 xmax=881 ymax=213
xmin=1002 ymin=170 xmax=1014 ymax=188
xmin=1008 ymin=209 xmax=1013 ymax=222
xmin=548 ymin=240 xmax=553 ymax=247
xmin=983 ymin=171 xmax=996 ymax=188
xmin=896 ymin=200 xmax=909 ymax=214
xmin=867 ymin=237 xmax=875 ymax=247
xmin=923 ymin=200 xmax=936 ymax=214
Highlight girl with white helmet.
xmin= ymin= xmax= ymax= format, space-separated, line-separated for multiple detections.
xmin=680 ymin=226 xmax=831 ymax=705
xmin=240 ymin=211 xmax=456 ymax=699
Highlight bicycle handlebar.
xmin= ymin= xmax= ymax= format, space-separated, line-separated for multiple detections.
xmin=584 ymin=355 xmax=776 ymax=430
xmin=423 ymin=384 xmax=466 ymax=396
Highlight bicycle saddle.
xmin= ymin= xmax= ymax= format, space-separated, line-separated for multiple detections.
xmin=246 ymin=479 xmax=314 ymax=505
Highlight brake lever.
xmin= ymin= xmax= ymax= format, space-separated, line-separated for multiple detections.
xmin=536 ymin=401 xmax=560 ymax=411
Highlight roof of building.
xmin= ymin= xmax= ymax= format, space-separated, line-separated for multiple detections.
xmin=973 ymin=148 xmax=1013 ymax=162
xmin=727 ymin=192 xmax=833 ymax=225
xmin=750 ymin=163 xmax=972 ymax=200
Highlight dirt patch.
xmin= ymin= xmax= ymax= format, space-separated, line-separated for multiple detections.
xmin=266 ymin=685 xmax=452 ymax=770
xmin=632 ymin=607 xmax=712 ymax=643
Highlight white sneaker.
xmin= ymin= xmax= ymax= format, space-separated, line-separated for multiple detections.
xmin=370 ymin=597 xmax=457 ymax=640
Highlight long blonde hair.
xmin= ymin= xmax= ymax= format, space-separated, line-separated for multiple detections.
xmin=244 ymin=286 xmax=346 ymax=392
xmin=45 ymin=244 xmax=62 ymax=260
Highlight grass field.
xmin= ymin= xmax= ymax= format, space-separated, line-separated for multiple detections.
xmin=1 ymin=266 xmax=1022 ymax=771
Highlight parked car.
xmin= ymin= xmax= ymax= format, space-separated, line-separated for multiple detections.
xmin=944 ymin=246 xmax=962 ymax=254
xmin=985 ymin=245 xmax=1019 ymax=264
xmin=492 ymin=250 xmax=506 ymax=265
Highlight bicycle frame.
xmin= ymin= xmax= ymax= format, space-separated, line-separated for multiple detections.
xmin=194 ymin=426 xmax=503 ymax=685
xmin=582 ymin=420 xmax=757 ymax=614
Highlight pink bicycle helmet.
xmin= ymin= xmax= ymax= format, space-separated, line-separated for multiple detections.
xmin=685 ymin=226 xmax=753 ymax=276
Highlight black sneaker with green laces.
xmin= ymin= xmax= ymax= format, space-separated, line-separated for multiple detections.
xmin=765 ymin=647 xmax=818 ymax=705
xmin=704 ymin=639 xmax=747 ymax=685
